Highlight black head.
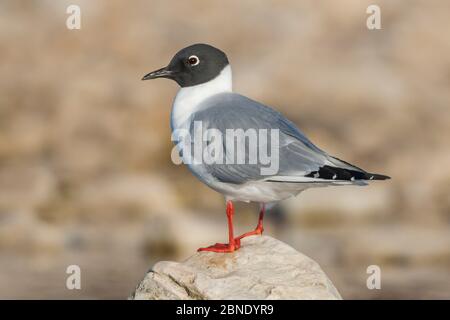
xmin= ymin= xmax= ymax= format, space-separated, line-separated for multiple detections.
xmin=142 ymin=44 xmax=229 ymax=87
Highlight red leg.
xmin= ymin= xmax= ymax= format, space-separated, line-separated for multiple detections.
xmin=197 ymin=200 xmax=240 ymax=253
xmin=236 ymin=204 xmax=265 ymax=240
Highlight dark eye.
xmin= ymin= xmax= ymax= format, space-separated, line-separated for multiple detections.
xmin=187 ymin=55 xmax=200 ymax=66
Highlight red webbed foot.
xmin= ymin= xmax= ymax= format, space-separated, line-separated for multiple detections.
xmin=197 ymin=238 xmax=241 ymax=253
xmin=197 ymin=202 xmax=266 ymax=253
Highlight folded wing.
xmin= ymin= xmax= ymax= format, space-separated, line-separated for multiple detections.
xmin=186 ymin=93 xmax=389 ymax=185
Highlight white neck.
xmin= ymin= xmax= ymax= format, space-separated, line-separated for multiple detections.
xmin=171 ymin=65 xmax=232 ymax=130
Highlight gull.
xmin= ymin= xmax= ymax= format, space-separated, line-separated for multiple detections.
xmin=142 ymin=43 xmax=390 ymax=253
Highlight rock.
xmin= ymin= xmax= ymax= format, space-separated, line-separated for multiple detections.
xmin=131 ymin=235 xmax=342 ymax=300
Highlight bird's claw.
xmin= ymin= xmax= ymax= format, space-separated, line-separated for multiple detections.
xmin=197 ymin=238 xmax=241 ymax=253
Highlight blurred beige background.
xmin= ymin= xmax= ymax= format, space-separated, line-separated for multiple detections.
xmin=0 ymin=0 xmax=449 ymax=299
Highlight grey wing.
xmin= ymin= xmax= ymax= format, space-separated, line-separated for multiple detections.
xmin=188 ymin=93 xmax=331 ymax=184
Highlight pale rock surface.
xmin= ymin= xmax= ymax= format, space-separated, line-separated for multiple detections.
xmin=131 ymin=235 xmax=342 ymax=300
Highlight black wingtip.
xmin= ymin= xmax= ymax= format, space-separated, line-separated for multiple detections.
xmin=369 ymin=173 xmax=391 ymax=180
xmin=305 ymin=165 xmax=391 ymax=181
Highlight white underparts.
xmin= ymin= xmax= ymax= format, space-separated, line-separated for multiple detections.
xmin=171 ymin=65 xmax=232 ymax=130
